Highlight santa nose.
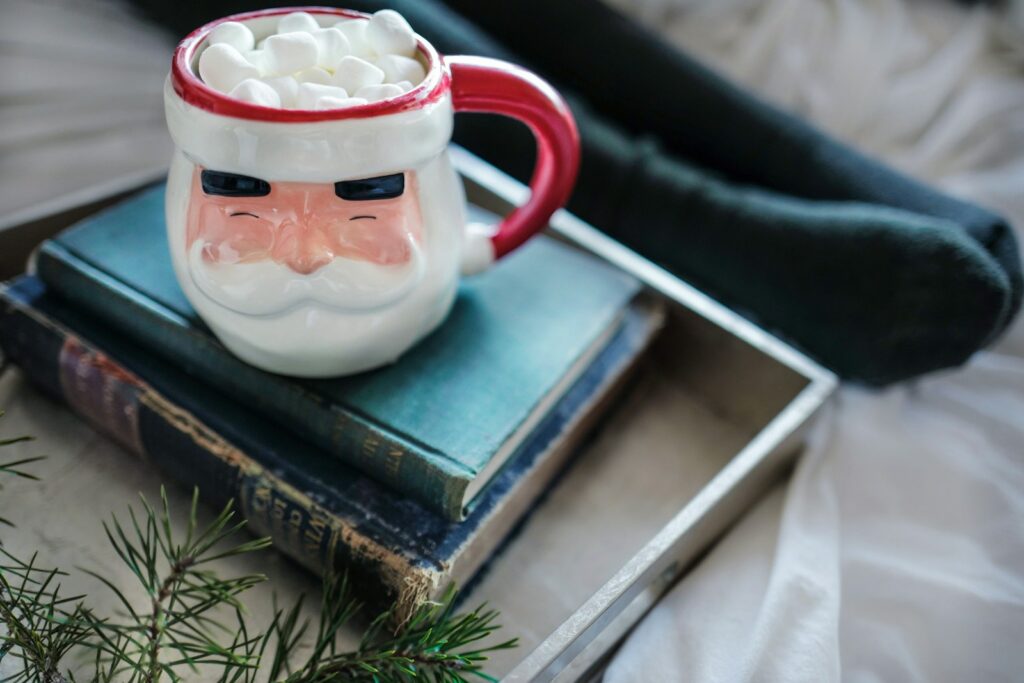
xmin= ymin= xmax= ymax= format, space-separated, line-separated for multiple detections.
xmin=274 ymin=221 xmax=334 ymax=275
xmin=286 ymin=249 xmax=333 ymax=275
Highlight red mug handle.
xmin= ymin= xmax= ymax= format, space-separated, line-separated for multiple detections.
xmin=447 ymin=55 xmax=580 ymax=273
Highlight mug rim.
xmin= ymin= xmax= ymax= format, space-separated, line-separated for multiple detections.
xmin=170 ymin=6 xmax=451 ymax=122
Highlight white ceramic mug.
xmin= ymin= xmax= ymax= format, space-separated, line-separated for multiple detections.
xmin=164 ymin=7 xmax=579 ymax=377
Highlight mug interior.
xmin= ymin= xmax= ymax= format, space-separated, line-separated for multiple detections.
xmin=173 ymin=6 xmax=447 ymax=121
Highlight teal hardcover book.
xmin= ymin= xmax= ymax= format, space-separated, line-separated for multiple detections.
xmin=35 ymin=184 xmax=643 ymax=520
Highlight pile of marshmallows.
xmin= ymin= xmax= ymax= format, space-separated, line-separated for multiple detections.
xmin=198 ymin=10 xmax=426 ymax=110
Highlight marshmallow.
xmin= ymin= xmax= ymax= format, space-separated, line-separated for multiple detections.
xmin=277 ymin=11 xmax=320 ymax=34
xmin=295 ymin=82 xmax=349 ymax=109
xmin=199 ymin=43 xmax=259 ymax=93
xmin=264 ymin=32 xmax=319 ymax=76
xmin=228 ymin=78 xmax=281 ymax=108
xmin=314 ymin=96 xmax=369 ymax=110
xmin=366 ymin=10 xmax=417 ymax=58
xmin=331 ymin=55 xmax=384 ymax=93
xmin=242 ymin=49 xmax=268 ymax=74
xmin=199 ymin=10 xmax=427 ymax=108
xmin=311 ymin=27 xmax=350 ymax=70
xmin=295 ymin=67 xmax=332 ymax=85
xmin=209 ymin=21 xmax=255 ymax=53
xmin=355 ymin=83 xmax=404 ymax=102
xmin=375 ymin=54 xmax=425 ymax=86
xmin=260 ymin=76 xmax=299 ymax=107
xmin=333 ymin=20 xmax=373 ymax=57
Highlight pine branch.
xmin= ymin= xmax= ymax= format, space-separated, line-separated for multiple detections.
xmin=85 ymin=488 xmax=272 ymax=683
xmin=0 ymin=548 xmax=92 ymax=683
xmin=265 ymin=578 xmax=517 ymax=683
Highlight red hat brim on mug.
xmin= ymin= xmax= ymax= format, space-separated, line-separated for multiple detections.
xmin=166 ymin=6 xmax=455 ymax=182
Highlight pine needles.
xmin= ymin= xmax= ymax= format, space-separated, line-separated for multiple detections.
xmin=273 ymin=578 xmax=517 ymax=683
xmin=0 ymin=548 xmax=91 ymax=683
xmin=82 ymin=489 xmax=272 ymax=682
xmin=0 ymin=415 xmax=516 ymax=682
xmin=0 ymin=409 xmax=43 ymax=529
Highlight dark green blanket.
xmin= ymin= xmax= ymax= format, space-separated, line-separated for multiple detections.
xmin=135 ymin=0 xmax=1021 ymax=385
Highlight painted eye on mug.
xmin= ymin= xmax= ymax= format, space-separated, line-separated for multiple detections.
xmin=335 ymin=173 xmax=405 ymax=201
xmin=201 ymin=170 xmax=271 ymax=197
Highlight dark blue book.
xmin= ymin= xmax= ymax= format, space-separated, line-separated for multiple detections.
xmin=34 ymin=185 xmax=643 ymax=519
xmin=0 ymin=275 xmax=660 ymax=615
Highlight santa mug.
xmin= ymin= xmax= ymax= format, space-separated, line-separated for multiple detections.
xmin=164 ymin=7 xmax=578 ymax=377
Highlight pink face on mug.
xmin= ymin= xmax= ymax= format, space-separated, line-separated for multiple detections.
xmin=186 ymin=168 xmax=424 ymax=274
xmin=183 ymin=167 xmax=429 ymax=320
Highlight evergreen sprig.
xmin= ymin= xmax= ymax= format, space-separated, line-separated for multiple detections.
xmin=267 ymin=574 xmax=519 ymax=683
xmin=0 ymin=548 xmax=91 ymax=683
xmin=0 ymin=414 xmax=516 ymax=683
xmin=82 ymin=489 xmax=272 ymax=683
xmin=0 ymin=410 xmax=43 ymax=529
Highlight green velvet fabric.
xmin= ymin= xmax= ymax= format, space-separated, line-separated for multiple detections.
xmin=134 ymin=0 xmax=1022 ymax=385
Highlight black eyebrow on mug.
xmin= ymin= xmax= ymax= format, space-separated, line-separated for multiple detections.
xmin=201 ymin=170 xmax=271 ymax=197
xmin=335 ymin=173 xmax=405 ymax=201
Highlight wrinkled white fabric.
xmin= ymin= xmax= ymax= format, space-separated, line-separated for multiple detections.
xmin=604 ymin=1 xmax=1024 ymax=681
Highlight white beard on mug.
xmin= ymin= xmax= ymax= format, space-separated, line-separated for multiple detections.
xmin=186 ymin=238 xmax=426 ymax=317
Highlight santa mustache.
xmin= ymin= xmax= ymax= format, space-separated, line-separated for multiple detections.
xmin=187 ymin=238 xmax=425 ymax=316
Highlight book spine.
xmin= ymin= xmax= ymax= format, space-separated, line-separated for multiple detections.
xmin=35 ymin=244 xmax=471 ymax=520
xmin=0 ymin=291 xmax=434 ymax=612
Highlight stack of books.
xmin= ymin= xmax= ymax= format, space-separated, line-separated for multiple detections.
xmin=0 ymin=183 xmax=663 ymax=614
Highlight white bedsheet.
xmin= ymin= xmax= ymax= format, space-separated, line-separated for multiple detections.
xmin=605 ymin=1 xmax=1024 ymax=680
